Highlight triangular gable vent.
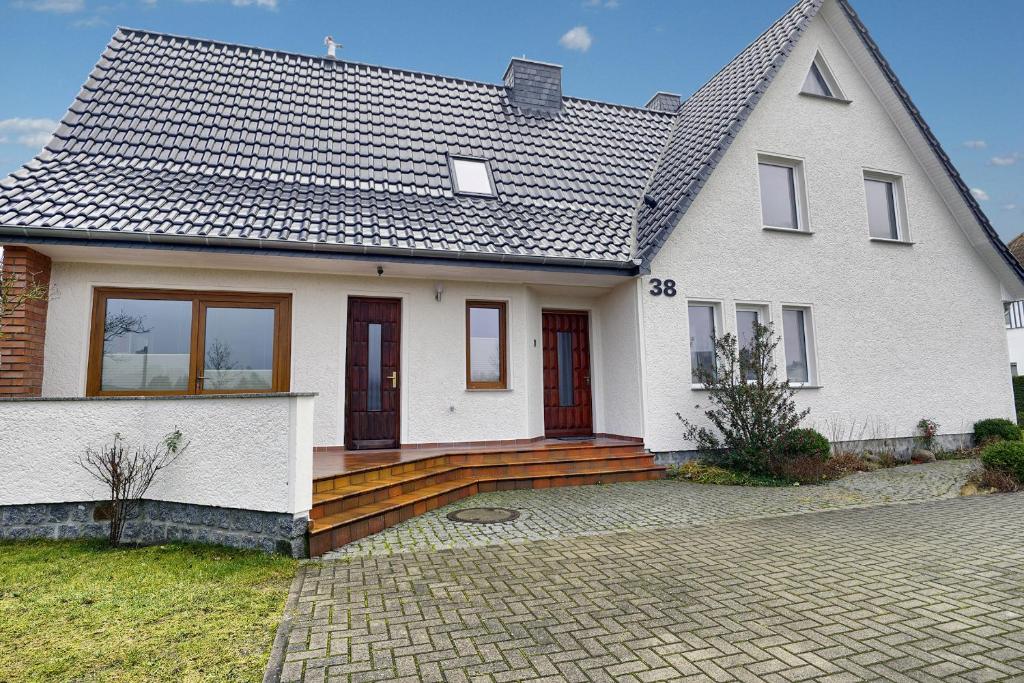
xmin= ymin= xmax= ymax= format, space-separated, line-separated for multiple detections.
xmin=801 ymin=51 xmax=846 ymax=100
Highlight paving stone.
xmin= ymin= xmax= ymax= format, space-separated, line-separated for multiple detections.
xmin=276 ymin=490 xmax=1023 ymax=682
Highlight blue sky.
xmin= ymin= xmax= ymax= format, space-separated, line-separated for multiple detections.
xmin=1 ymin=0 xmax=1021 ymax=240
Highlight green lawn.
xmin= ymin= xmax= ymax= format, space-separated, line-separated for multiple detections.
xmin=0 ymin=540 xmax=296 ymax=682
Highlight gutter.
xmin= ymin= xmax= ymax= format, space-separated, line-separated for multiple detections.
xmin=0 ymin=224 xmax=641 ymax=277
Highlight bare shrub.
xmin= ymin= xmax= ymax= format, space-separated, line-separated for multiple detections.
xmin=0 ymin=266 xmax=48 ymax=340
xmin=971 ymin=468 xmax=1022 ymax=493
xmin=76 ymin=429 xmax=189 ymax=546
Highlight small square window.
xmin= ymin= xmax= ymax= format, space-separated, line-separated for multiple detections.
xmin=450 ymin=157 xmax=495 ymax=196
xmin=864 ymin=172 xmax=905 ymax=240
xmin=758 ymin=156 xmax=807 ymax=231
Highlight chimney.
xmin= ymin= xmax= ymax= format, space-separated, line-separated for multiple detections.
xmin=504 ymin=58 xmax=563 ymax=114
xmin=645 ymin=92 xmax=681 ymax=113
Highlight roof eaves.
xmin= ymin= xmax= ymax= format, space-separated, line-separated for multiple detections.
xmin=834 ymin=0 xmax=1024 ymax=288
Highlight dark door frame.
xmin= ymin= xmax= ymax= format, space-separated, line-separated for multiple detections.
xmin=541 ymin=308 xmax=595 ymax=438
xmin=344 ymin=296 xmax=402 ymax=450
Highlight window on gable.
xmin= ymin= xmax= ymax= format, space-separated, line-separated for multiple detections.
xmin=864 ymin=171 xmax=907 ymax=241
xmin=758 ymin=155 xmax=807 ymax=231
xmin=800 ymin=52 xmax=846 ymax=101
xmin=450 ymin=156 xmax=495 ymax=196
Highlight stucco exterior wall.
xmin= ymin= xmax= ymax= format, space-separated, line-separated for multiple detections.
xmin=0 ymin=393 xmax=314 ymax=514
xmin=40 ymin=261 xmax=630 ymax=446
xmin=596 ymin=280 xmax=644 ymax=437
xmin=641 ymin=10 xmax=1014 ymax=452
xmin=1007 ymin=328 xmax=1024 ymax=376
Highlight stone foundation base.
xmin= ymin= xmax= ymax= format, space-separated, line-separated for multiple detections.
xmin=0 ymin=500 xmax=309 ymax=558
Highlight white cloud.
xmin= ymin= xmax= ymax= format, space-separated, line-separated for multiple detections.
xmin=970 ymin=188 xmax=990 ymax=201
xmin=559 ymin=25 xmax=593 ymax=52
xmin=991 ymin=153 xmax=1020 ymax=167
xmin=962 ymin=140 xmax=987 ymax=149
xmin=14 ymin=0 xmax=84 ymax=12
xmin=0 ymin=118 xmax=59 ymax=148
xmin=230 ymin=0 xmax=276 ymax=7
xmin=1003 ymin=204 xmax=1019 ymax=211
xmin=585 ymin=0 xmax=618 ymax=7
xmin=73 ymin=15 xmax=106 ymax=27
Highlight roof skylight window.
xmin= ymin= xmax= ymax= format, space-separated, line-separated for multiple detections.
xmin=800 ymin=52 xmax=847 ymax=102
xmin=450 ymin=157 xmax=496 ymax=197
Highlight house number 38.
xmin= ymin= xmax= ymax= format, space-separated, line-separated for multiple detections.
xmin=649 ymin=278 xmax=677 ymax=297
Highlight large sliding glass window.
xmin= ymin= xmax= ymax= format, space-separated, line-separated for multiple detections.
xmin=88 ymin=288 xmax=291 ymax=396
xmin=465 ymin=301 xmax=507 ymax=389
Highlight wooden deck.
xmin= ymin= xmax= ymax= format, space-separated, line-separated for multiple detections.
xmin=308 ymin=437 xmax=662 ymax=557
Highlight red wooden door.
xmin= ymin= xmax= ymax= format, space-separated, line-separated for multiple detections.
xmin=542 ymin=311 xmax=593 ymax=437
xmin=345 ymin=297 xmax=401 ymax=450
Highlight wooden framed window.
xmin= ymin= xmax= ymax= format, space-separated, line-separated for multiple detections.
xmin=465 ymin=301 xmax=507 ymax=390
xmin=87 ymin=288 xmax=291 ymax=396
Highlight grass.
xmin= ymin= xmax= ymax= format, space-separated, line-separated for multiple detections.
xmin=0 ymin=539 xmax=296 ymax=683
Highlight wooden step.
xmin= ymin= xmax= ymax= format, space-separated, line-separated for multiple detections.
xmin=308 ymin=466 xmax=665 ymax=557
xmin=311 ymin=464 xmax=463 ymax=519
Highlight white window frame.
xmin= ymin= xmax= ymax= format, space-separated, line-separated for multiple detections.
xmin=687 ymin=300 xmax=723 ymax=388
xmin=757 ymin=153 xmax=811 ymax=234
xmin=863 ymin=169 xmax=910 ymax=243
xmin=735 ymin=303 xmax=771 ymax=383
xmin=448 ymin=155 xmax=497 ymax=197
xmin=799 ymin=50 xmax=849 ymax=102
xmin=780 ymin=304 xmax=818 ymax=387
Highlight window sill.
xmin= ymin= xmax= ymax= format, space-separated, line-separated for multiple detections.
xmin=799 ymin=92 xmax=852 ymax=105
xmin=465 ymin=387 xmax=512 ymax=393
xmin=763 ymin=226 xmax=814 ymax=235
xmin=869 ymin=237 xmax=914 ymax=246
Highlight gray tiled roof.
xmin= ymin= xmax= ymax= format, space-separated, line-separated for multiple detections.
xmin=633 ymin=0 xmax=822 ymax=261
xmin=0 ymin=29 xmax=675 ymax=265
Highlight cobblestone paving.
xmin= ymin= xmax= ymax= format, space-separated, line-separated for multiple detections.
xmin=281 ymin=493 xmax=1024 ymax=682
xmin=324 ymin=461 xmax=977 ymax=559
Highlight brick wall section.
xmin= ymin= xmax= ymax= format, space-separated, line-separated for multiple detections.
xmin=0 ymin=246 xmax=52 ymax=397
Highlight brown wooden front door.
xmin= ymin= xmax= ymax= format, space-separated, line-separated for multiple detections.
xmin=344 ymin=297 xmax=401 ymax=450
xmin=542 ymin=311 xmax=593 ymax=437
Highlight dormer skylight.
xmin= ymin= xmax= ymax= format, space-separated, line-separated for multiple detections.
xmin=800 ymin=52 xmax=847 ymax=102
xmin=449 ymin=156 xmax=496 ymax=197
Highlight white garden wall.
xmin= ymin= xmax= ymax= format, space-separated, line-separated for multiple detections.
xmin=0 ymin=393 xmax=314 ymax=514
xmin=641 ymin=7 xmax=1014 ymax=452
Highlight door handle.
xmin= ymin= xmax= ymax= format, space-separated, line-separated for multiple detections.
xmin=388 ymin=371 xmax=397 ymax=388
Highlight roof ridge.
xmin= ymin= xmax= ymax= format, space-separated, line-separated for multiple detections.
xmin=113 ymin=26 xmax=675 ymax=117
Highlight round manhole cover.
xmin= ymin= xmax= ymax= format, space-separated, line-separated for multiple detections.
xmin=447 ymin=507 xmax=521 ymax=524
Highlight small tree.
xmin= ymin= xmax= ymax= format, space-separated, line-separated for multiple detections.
xmin=0 ymin=266 xmax=48 ymax=340
xmin=678 ymin=321 xmax=809 ymax=475
xmin=76 ymin=429 xmax=189 ymax=546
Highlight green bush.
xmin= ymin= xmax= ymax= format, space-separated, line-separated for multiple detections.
xmin=780 ymin=428 xmax=831 ymax=461
xmin=973 ymin=418 xmax=1021 ymax=443
xmin=980 ymin=440 xmax=1024 ymax=481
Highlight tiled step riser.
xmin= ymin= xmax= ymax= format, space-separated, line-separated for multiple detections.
xmin=447 ymin=445 xmax=644 ymax=466
xmin=309 ymin=482 xmax=479 ymax=556
xmin=463 ymin=456 xmax=656 ymax=480
xmin=312 ymin=469 xmax=464 ymax=520
xmin=308 ymin=468 xmax=666 ymax=556
xmin=315 ymin=455 xmax=451 ymax=493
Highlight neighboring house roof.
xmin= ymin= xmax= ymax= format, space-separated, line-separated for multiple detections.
xmin=0 ymin=29 xmax=674 ymax=267
xmin=1009 ymin=234 xmax=1024 ymax=267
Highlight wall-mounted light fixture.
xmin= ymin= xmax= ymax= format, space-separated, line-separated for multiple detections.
xmin=376 ymin=265 xmax=384 ymax=277
xmin=434 ymin=282 xmax=445 ymax=302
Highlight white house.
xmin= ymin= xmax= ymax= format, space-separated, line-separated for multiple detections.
xmin=1004 ymin=235 xmax=1024 ymax=376
xmin=1 ymin=0 xmax=1020 ymax=556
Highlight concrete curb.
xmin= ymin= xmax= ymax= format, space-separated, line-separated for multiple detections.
xmin=263 ymin=563 xmax=306 ymax=683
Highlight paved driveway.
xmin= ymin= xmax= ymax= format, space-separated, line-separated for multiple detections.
xmin=279 ymin=490 xmax=1024 ymax=682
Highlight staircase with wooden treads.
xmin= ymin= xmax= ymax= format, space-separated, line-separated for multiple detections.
xmin=308 ymin=440 xmax=663 ymax=556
